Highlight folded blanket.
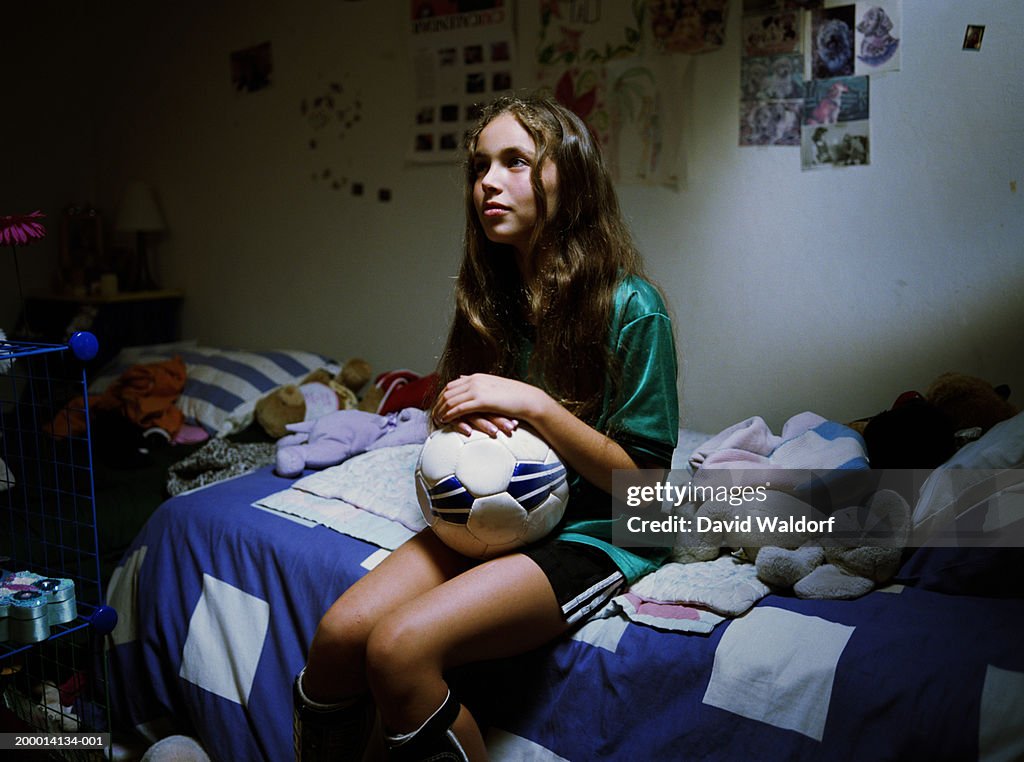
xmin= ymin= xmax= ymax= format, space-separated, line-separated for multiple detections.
xmin=254 ymin=444 xmax=425 ymax=550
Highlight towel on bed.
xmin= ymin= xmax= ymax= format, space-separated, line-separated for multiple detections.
xmin=608 ymin=554 xmax=770 ymax=633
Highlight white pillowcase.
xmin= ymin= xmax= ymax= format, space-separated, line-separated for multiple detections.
xmin=912 ymin=412 xmax=1024 ymax=544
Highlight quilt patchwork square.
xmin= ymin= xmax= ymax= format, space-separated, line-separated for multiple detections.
xmin=702 ymin=606 xmax=854 ymax=740
xmin=179 ymin=574 xmax=270 ymax=706
xmin=980 ymin=664 xmax=1024 ymax=761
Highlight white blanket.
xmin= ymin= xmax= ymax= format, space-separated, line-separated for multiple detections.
xmin=254 ymin=444 xmax=426 ymax=550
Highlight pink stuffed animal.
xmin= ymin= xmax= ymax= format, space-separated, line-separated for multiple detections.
xmin=275 ymin=408 xmax=429 ymax=478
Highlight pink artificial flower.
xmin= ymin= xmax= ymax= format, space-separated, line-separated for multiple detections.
xmin=0 ymin=211 xmax=47 ymax=246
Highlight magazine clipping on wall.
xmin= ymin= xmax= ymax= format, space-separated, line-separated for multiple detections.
xmin=408 ymin=0 xmax=516 ymax=163
xmin=738 ymin=0 xmax=900 ymax=171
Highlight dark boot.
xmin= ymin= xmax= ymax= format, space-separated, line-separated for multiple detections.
xmin=384 ymin=689 xmax=469 ymax=762
xmin=293 ymin=669 xmax=376 ymax=762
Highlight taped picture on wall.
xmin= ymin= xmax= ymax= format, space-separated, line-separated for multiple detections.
xmin=799 ymin=75 xmax=870 ymax=170
xmin=739 ymin=52 xmax=804 ymax=146
xmin=231 ymin=41 xmax=272 ymax=93
xmin=855 ymin=2 xmax=901 ymax=73
xmin=963 ymin=24 xmax=985 ymax=52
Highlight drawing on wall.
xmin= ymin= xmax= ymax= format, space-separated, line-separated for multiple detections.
xmin=301 ymin=76 xmax=364 ymax=192
xmin=535 ymin=0 xmax=696 ymax=186
xmin=536 ymin=0 xmax=645 ymax=151
xmin=231 ymin=41 xmax=273 ymax=94
xmin=800 ymin=75 xmax=869 ymax=169
xmin=606 ymin=55 xmax=691 ymax=187
xmin=854 ymin=2 xmax=900 ymax=73
xmin=408 ymin=0 xmax=515 ymax=162
xmin=649 ymin=0 xmax=729 ymax=55
xmin=809 ymin=5 xmax=856 ymax=79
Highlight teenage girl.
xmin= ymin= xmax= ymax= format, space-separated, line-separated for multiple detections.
xmin=294 ymin=93 xmax=679 ymax=762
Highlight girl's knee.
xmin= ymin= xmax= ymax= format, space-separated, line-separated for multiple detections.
xmin=364 ymin=611 xmax=435 ymax=686
xmin=310 ymin=605 xmax=365 ymax=658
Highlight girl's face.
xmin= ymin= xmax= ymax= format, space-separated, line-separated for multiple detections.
xmin=472 ymin=112 xmax=558 ymax=260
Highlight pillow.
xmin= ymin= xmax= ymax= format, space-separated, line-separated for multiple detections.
xmin=901 ymin=412 xmax=1024 ymax=597
xmin=90 ymin=342 xmax=336 ymax=436
xmin=911 ymin=412 xmax=1024 ymax=535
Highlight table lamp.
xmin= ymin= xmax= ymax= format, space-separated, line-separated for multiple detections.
xmin=115 ymin=181 xmax=165 ymax=291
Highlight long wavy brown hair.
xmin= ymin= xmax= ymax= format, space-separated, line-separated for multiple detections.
xmin=435 ymin=94 xmax=647 ymax=424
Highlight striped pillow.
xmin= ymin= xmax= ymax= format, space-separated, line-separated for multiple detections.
xmin=89 ymin=342 xmax=336 ymax=436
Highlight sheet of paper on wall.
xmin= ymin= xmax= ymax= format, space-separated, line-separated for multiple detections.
xmin=738 ymin=7 xmax=804 ymax=147
xmin=799 ymin=74 xmax=870 ymax=170
xmin=648 ymin=0 xmax=729 ymax=55
xmin=407 ymin=1 xmax=516 ymax=163
xmin=853 ymin=1 xmax=900 ymax=75
xmin=605 ymin=55 xmax=691 ymax=188
xmin=535 ymin=1 xmax=707 ymax=187
xmin=535 ymin=1 xmax=645 ymax=152
xmin=814 ymin=1 xmax=901 ymax=77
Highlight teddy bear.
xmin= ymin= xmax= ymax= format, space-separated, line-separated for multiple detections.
xmin=255 ymin=358 xmax=372 ymax=439
xmin=925 ymin=371 xmax=1017 ymax=441
xmin=274 ymin=407 xmax=429 ymax=478
xmin=850 ymin=372 xmax=1017 ymax=469
xmin=672 ymin=486 xmax=910 ymax=600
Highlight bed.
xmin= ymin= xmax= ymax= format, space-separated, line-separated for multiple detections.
xmin=93 ymin=338 xmax=1024 ymax=762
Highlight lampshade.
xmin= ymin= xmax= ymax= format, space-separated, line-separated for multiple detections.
xmin=115 ymin=181 xmax=165 ymax=233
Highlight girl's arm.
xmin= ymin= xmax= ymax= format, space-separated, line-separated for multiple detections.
xmin=433 ymin=373 xmax=639 ymax=494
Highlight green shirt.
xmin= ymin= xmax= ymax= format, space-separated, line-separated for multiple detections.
xmin=522 ymin=274 xmax=680 ymax=583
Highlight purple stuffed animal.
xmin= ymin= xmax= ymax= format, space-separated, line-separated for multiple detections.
xmin=275 ymin=407 xmax=429 ymax=478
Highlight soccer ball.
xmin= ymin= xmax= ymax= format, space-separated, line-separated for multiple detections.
xmin=415 ymin=425 xmax=569 ymax=559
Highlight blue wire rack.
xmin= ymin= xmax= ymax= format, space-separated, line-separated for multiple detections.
xmin=1 ymin=333 xmax=116 ymax=758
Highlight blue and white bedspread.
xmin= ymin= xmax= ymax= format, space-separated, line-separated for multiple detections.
xmin=106 ymin=465 xmax=1024 ymax=761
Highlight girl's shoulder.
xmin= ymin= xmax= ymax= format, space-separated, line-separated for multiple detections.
xmin=614 ymin=273 xmax=671 ymax=321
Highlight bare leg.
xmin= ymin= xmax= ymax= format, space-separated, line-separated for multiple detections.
xmin=302 ymin=531 xmax=474 ymax=704
xmin=365 ymin=551 xmax=568 ymax=760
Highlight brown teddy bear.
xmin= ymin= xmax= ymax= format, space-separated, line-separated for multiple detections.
xmin=851 ymin=372 xmax=1017 ymax=469
xmin=255 ymin=358 xmax=372 ymax=438
xmin=925 ymin=371 xmax=1018 ymax=438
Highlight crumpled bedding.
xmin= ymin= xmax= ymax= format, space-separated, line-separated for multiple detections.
xmin=688 ymin=412 xmax=869 ymax=491
xmin=46 ymin=356 xmax=187 ymax=439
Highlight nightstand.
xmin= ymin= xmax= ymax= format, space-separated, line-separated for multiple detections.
xmin=25 ymin=289 xmax=184 ymax=367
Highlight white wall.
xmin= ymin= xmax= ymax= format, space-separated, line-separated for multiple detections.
xmin=4 ymin=1 xmax=1022 ymax=434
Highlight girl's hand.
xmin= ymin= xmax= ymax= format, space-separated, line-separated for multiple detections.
xmin=433 ymin=374 xmax=549 ymax=437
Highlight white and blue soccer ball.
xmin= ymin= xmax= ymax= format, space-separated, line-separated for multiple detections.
xmin=415 ymin=425 xmax=569 ymax=559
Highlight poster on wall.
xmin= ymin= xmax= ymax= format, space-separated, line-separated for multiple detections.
xmin=738 ymin=8 xmax=804 ymax=146
xmin=649 ymin=0 xmax=729 ymax=55
xmin=853 ymin=1 xmax=900 ymax=75
xmin=810 ymin=2 xmax=900 ymax=77
xmin=535 ymin=1 xmax=704 ymax=186
xmin=800 ymin=75 xmax=869 ymax=169
xmin=535 ymin=1 xmax=645 ymax=151
xmin=408 ymin=0 xmax=516 ymax=162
